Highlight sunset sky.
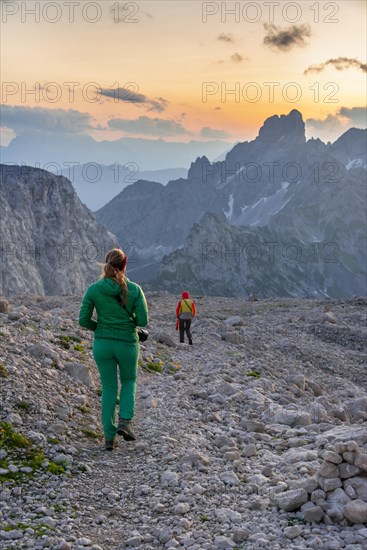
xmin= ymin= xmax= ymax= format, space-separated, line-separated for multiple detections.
xmin=1 ymin=0 xmax=366 ymax=145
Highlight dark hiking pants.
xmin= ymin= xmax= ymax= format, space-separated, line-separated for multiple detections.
xmin=179 ymin=319 xmax=192 ymax=343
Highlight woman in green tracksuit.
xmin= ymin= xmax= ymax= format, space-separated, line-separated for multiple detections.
xmin=79 ymin=248 xmax=149 ymax=451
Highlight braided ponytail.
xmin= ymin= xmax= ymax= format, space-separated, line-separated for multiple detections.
xmin=101 ymin=248 xmax=128 ymax=305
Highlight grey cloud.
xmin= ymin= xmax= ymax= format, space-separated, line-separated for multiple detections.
xmin=218 ymin=33 xmax=234 ymax=43
xmin=100 ymin=88 xmax=169 ymax=112
xmin=146 ymin=97 xmax=169 ymax=113
xmin=231 ymin=53 xmax=243 ymax=63
xmin=263 ymin=23 xmax=311 ymax=52
xmin=338 ymin=107 xmax=367 ymax=125
xmin=304 ymin=57 xmax=367 ymax=75
xmin=306 ymin=106 xmax=366 ymax=140
xmin=108 ymin=116 xmax=189 ymax=136
xmin=0 ymin=105 xmax=94 ymax=134
xmin=200 ymin=127 xmax=231 ymax=139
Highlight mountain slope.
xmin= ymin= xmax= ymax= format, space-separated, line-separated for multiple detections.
xmin=329 ymin=128 xmax=367 ymax=171
xmin=154 ymin=209 xmax=366 ymax=298
xmin=0 ymin=165 xmax=117 ymax=295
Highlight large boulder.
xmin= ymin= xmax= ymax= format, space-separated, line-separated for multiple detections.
xmin=0 ymin=298 xmax=9 ymax=313
xmin=273 ymin=489 xmax=308 ymax=512
xmin=343 ymin=500 xmax=367 ymax=524
xmin=345 ymin=397 xmax=367 ymax=422
xmin=65 ymin=362 xmax=93 ymax=388
xmin=343 ymin=477 xmax=367 ymax=502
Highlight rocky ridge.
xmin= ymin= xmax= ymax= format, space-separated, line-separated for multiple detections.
xmin=0 ymin=293 xmax=366 ymax=549
xmin=0 ymin=165 xmax=117 ymax=296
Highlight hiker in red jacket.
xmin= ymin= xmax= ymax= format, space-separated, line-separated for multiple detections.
xmin=176 ymin=291 xmax=196 ymax=345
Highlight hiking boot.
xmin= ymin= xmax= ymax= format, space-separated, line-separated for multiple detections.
xmin=105 ymin=438 xmax=116 ymax=451
xmin=117 ymin=418 xmax=136 ymax=441
xmin=189 ymin=338 xmax=193 ymax=345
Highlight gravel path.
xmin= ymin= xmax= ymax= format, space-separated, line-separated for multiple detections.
xmin=0 ymin=293 xmax=366 ymax=549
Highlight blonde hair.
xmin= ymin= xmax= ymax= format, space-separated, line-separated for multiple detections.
xmin=101 ymin=248 xmax=128 ymax=305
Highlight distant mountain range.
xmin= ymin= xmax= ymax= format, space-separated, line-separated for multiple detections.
xmin=60 ymin=165 xmax=188 ymax=211
xmin=96 ymin=110 xmax=367 ymax=298
xmin=0 ymin=131 xmax=231 ymax=171
xmin=1 ymin=110 xmax=366 ymax=298
xmin=1 ymin=132 xmax=231 ymax=211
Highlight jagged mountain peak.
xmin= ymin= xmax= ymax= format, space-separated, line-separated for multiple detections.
xmin=258 ymin=109 xmax=305 ymax=145
xmin=187 ymin=156 xmax=211 ymax=180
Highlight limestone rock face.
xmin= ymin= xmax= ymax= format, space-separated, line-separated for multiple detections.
xmin=257 ymin=109 xmax=306 ymax=147
xmin=0 ymin=165 xmax=117 ymax=296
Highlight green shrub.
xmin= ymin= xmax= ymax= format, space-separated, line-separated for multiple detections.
xmin=0 ymin=364 xmax=8 ymax=377
xmin=46 ymin=462 xmax=65 ymax=475
xmin=16 ymin=401 xmax=30 ymax=411
xmin=59 ymin=338 xmax=70 ymax=349
xmin=0 ymin=422 xmax=31 ymax=449
xmin=73 ymin=344 xmax=85 ymax=352
xmin=143 ymin=360 xmax=163 ymax=373
xmin=246 ymin=371 xmax=261 ymax=379
xmin=28 ymin=451 xmax=45 ymax=470
xmin=53 ymin=504 xmax=66 ymax=513
xmin=47 ymin=437 xmax=60 ymax=445
xmin=0 ymin=424 xmax=48 ymax=481
xmin=81 ymin=429 xmax=100 ymax=440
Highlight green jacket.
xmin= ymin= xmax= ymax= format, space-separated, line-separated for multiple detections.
xmin=79 ymin=277 xmax=149 ymax=343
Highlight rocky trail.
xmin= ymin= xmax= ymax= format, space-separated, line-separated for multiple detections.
xmin=0 ymin=293 xmax=366 ymax=550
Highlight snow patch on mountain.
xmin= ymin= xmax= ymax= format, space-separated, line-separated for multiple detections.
xmin=224 ymin=193 xmax=234 ymax=221
xmin=234 ymin=181 xmax=292 ymax=226
xmin=346 ymin=158 xmax=366 ymax=170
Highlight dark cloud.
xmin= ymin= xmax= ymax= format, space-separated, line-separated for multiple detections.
xmin=263 ymin=23 xmax=311 ymax=52
xmin=0 ymin=105 xmax=94 ymax=134
xmin=306 ymin=106 xmax=366 ymax=140
xmin=306 ymin=114 xmax=344 ymax=134
xmin=108 ymin=116 xmax=189 ymax=137
xmin=101 ymin=87 xmax=145 ymax=103
xmin=100 ymin=88 xmax=169 ymax=113
xmin=338 ymin=107 xmax=367 ymax=125
xmin=231 ymin=53 xmax=243 ymax=63
xmin=218 ymin=33 xmax=234 ymax=43
xmin=304 ymin=57 xmax=367 ymax=75
xmin=147 ymin=97 xmax=169 ymax=113
xmin=200 ymin=127 xmax=231 ymax=139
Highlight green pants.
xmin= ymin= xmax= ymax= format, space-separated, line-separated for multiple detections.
xmin=93 ymin=338 xmax=139 ymax=439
